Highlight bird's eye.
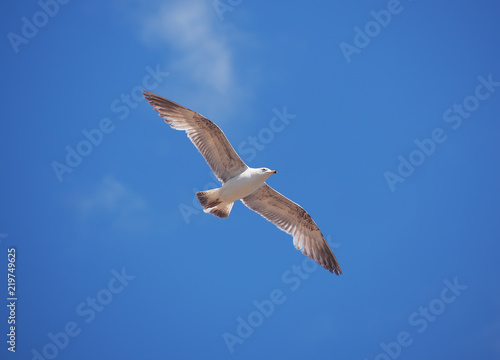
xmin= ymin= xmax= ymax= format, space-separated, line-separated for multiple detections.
xmin=262 ymin=168 xmax=266 ymax=172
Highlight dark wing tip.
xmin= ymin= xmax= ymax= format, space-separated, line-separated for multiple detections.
xmin=332 ymin=265 xmax=342 ymax=276
xmin=329 ymin=253 xmax=342 ymax=276
xmin=142 ymin=90 xmax=154 ymax=101
xmin=321 ymin=256 xmax=342 ymax=276
xmin=142 ymin=91 xmax=200 ymax=119
xmin=142 ymin=90 xmax=169 ymax=107
xmin=142 ymin=90 xmax=164 ymax=111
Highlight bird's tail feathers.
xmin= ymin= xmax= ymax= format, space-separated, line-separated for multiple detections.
xmin=196 ymin=188 xmax=234 ymax=218
xmin=196 ymin=189 xmax=221 ymax=209
xmin=205 ymin=202 xmax=234 ymax=219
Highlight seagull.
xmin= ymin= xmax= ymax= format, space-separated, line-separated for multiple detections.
xmin=143 ymin=91 xmax=342 ymax=275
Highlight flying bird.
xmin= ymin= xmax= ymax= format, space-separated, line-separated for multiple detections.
xmin=143 ymin=91 xmax=342 ymax=275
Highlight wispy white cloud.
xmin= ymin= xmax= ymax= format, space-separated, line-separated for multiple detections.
xmin=146 ymin=1 xmax=232 ymax=94
xmin=139 ymin=0 xmax=251 ymax=118
xmin=80 ymin=176 xmax=146 ymax=215
xmin=67 ymin=174 xmax=180 ymax=245
xmin=77 ymin=176 xmax=148 ymax=234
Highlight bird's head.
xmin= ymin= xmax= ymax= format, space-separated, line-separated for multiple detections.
xmin=260 ymin=168 xmax=277 ymax=176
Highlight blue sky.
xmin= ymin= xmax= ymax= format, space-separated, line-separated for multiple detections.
xmin=1 ymin=0 xmax=500 ymax=359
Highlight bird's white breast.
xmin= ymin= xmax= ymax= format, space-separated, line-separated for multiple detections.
xmin=219 ymin=168 xmax=269 ymax=202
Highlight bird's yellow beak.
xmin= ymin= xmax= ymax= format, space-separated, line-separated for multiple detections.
xmin=269 ymin=170 xmax=277 ymax=174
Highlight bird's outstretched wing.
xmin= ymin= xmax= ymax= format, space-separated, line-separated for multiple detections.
xmin=242 ymin=184 xmax=342 ymax=275
xmin=143 ymin=91 xmax=248 ymax=183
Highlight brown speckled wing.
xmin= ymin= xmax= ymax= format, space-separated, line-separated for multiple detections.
xmin=143 ymin=91 xmax=248 ymax=183
xmin=242 ymin=184 xmax=342 ymax=275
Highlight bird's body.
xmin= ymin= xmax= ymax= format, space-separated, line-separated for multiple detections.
xmin=195 ymin=167 xmax=275 ymax=219
xmin=218 ymin=167 xmax=274 ymax=203
xmin=196 ymin=167 xmax=276 ymax=218
xmin=143 ymin=91 xmax=342 ymax=275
